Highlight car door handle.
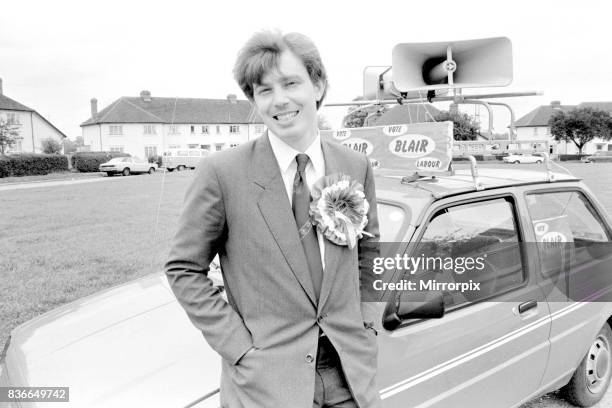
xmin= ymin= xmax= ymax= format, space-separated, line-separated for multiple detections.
xmin=518 ymin=300 xmax=537 ymax=314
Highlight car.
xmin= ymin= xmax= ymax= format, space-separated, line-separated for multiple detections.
xmin=2 ymin=159 xmax=612 ymax=407
xmin=99 ymin=157 xmax=158 ymax=176
xmin=502 ymin=153 xmax=544 ymax=164
xmin=581 ymin=151 xmax=612 ymax=163
xmin=162 ymin=149 xmax=210 ymax=171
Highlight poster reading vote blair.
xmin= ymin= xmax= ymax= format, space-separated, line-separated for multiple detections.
xmin=321 ymin=121 xmax=454 ymax=173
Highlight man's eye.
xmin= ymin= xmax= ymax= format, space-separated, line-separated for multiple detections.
xmin=256 ymin=88 xmax=271 ymax=95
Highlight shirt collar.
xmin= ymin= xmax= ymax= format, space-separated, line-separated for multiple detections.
xmin=268 ymin=130 xmax=324 ymax=174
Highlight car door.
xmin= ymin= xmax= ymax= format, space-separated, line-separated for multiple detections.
xmin=376 ymin=191 xmax=551 ymax=408
xmin=523 ymin=186 xmax=612 ymax=389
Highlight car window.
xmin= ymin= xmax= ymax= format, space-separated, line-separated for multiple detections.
xmin=526 ymin=191 xmax=611 ymax=276
xmin=378 ymin=203 xmax=406 ymax=241
xmin=413 ymin=197 xmax=524 ymax=308
xmin=122 ymin=158 xmax=131 ymax=162
xmin=189 ymin=151 xmax=201 ymax=157
xmin=177 ymin=151 xmax=188 ymax=156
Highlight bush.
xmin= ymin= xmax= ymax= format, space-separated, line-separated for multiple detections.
xmin=41 ymin=138 xmax=62 ymax=154
xmin=0 ymin=153 xmax=69 ymax=177
xmin=559 ymin=154 xmax=588 ymax=161
xmin=72 ymin=151 xmax=130 ymax=172
xmin=148 ymin=155 xmax=162 ymax=168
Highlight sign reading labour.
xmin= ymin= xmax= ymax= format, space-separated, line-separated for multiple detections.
xmin=322 ymin=121 xmax=453 ymax=173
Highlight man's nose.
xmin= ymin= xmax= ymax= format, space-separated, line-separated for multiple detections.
xmin=272 ymin=89 xmax=290 ymax=107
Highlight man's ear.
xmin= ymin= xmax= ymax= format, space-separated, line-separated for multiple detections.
xmin=314 ymin=80 xmax=325 ymax=103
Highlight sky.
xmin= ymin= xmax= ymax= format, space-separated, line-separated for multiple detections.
xmin=1 ymin=0 xmax=610 ymax=139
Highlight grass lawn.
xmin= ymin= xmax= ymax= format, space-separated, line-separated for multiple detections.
xmin=0 ymin=170 xmax=196 ymax=352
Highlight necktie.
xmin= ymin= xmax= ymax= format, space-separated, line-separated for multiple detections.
xmin=293 ymin=153 xmax=324 ymax=302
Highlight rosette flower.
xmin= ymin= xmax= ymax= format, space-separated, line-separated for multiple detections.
xmin=309 ymin=173 xmax=373 ymax=249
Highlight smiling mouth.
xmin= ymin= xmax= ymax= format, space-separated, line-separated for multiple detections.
xmin=273 ymin=111 xmax=298 ymax=122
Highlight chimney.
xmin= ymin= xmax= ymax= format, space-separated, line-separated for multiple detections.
xmin=0 ymin=78 xmax=3 ymax=95
xmin=550 ymin=100 xmax=561 ymax=109
xmin=140 ymin=90 xmax=152 ymax=102
xmin=227 ymin=94 xmax=237 ymax=104
xmin=90 ymin=98 xmax=98 ymax=120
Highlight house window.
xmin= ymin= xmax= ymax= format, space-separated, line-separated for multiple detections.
xmin=230 ymin=143 xmax=239 ymax=148
xmin=143 ymin=125 xmax=156 ymax=135
xmin=215 ymin=143 xmax=224 ymax=151
xmin=6 ymin=113 xmax=20 ymax=125
xmin=216 ymin=125 xmax=221 ymax=134
xmin=168 ymin=125 xmax=179 ymax=135
xmin=201 ymin=144 xmax=211 ymax=151
xmin=110 ymin=146 xmax=124 ymax=152
xmin=597 ymin=144 xmax=605 ymax=151
xmin=229 ymin=125 xmax=240 ymax=134
xmin=190 ymin=125 xmax=195 ymax=133
xmin=109 ymin=125 xmax=123 ymax=135
xmin=188 ymin=144 xmax=199 ymax=149
xmin=144 ymin=146 xmax=158 ymax=158
xmin=533 ymin=127 xmax=539 ymax=137
xmin=168 ymin=144 xmax=180 ymax=149
xmin=255 ymin=124 xmax=264 ymax=133
xmin=202 ymin=125 xmax=209 ymax=134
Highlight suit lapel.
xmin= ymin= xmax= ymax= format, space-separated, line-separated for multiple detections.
xmin=252 ymin=133 xmax=318 ymax=308
xmin=318 ymin=139 xmax=348 ymax=310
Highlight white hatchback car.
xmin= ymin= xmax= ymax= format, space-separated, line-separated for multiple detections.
xmin=2 ymin=166 xmax=612 ymax=408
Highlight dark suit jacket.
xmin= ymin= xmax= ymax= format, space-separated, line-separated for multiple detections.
xmin=165 ymin=133 xmax=381 ymax=408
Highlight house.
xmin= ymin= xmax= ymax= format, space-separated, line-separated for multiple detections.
xmin=0 ymin=78 xmax=67 ymax=153
xmin=514 ymin=101 xmax=612 ymax=154
xmin=80 ymin=91 xmax=265 ymax=158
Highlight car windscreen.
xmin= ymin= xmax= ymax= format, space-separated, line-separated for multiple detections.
xmin=378 ymin=203 xmax=406 ymax=241
xmin=106 ymin=158 xmax=124 ymax=163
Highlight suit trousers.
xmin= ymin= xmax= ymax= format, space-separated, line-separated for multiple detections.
xmin=313 ymin=335 xmax=358 ymax=408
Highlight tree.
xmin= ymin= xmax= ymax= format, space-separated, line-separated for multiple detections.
xmin=317 ymin=113 xmax=332 ymax=130
xmin=63 ymin=136 xmax=84 ymax=154
xmin=0 ymin=118 xmax=20 ymax=154
xmin=41 ymin=138 xmax=62 ymax=154
xmin=342 ymin=97 xmax=391 ymax=128
xmin=549 ymin=107 xmax=612 ymax=154
xmin=429 ymin=110 xmax=481 ymax=141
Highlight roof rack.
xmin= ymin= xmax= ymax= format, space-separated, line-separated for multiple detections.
xmin=399 ymin=152 xmax=559 ymax=192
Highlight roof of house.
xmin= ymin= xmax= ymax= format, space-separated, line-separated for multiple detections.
xmin=0 ymin=94 xmax=34 ymax=112
xmin=367 ymin=103 xmax=441 ymax=126
xmin=0 ymin=93 xmax=67 ymax=139
xmin=514 ymin=101 xmax=612 ymax=128
xmin=81 ymin=96 xmax=262 ymax=126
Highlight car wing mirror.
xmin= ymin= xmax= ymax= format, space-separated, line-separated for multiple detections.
xmin=383 ymin=290 xmax=445 ymax=331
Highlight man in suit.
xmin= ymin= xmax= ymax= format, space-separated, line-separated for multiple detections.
xmin=165 ymin=30 xmax=381 ymax=408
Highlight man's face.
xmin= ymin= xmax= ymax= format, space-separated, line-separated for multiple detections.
xmin=252 ymin=50 xmax=324 ymax=145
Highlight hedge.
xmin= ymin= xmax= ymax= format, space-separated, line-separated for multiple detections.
xmin=72 ymin=151 xmax=131 ymax=172
xmin=559 ymin=154 xmax=588 ymax=161
xmin=0 ymin=154 xmax=69 ymax=178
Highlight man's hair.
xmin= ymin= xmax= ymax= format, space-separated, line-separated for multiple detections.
xmin=233 ymin=30 xmax=328 ymax=110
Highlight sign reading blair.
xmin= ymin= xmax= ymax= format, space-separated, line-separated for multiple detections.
xmin=321 ymin=121 xmax=454 ymax=173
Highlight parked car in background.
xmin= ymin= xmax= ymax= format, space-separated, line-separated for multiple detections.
xmin=99 ymin=157 xmax=158 ymax=176
xmin=582 ymin=151 xmax=612 ymax=163
xmin=502 ymin=153 xmax=544 ymax=164
xmin=163 ymin=149 xmax=210 ymax=171
xmin=2 ymin=165 xmax=612 ymax=407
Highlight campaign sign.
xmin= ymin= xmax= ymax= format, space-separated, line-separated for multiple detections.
xmin=322 ymin=121 xmax=453 ymax=173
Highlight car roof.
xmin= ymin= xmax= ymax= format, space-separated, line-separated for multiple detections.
xmin=375 ymin=167 xmax=581 ymax=203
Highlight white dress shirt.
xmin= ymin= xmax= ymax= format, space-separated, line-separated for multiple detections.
xmin=268 ymin=131 xmax=326 ymax=268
